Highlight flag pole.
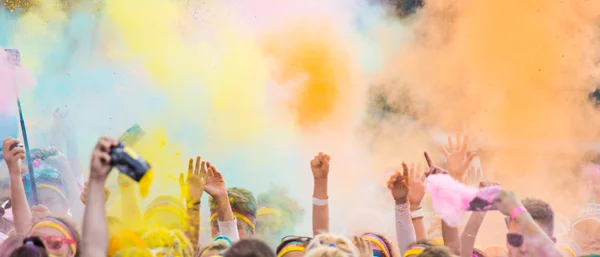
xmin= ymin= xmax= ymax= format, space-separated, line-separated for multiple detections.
xmin=6 ymin=49 xmax=39 ymax=206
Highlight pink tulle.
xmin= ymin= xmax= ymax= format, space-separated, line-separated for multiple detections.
xmin=426 ymin=174 xmax=477 ymax=227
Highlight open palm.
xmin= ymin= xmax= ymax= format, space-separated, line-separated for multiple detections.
xmin=204 ymin=162 xmax=227 ymax=198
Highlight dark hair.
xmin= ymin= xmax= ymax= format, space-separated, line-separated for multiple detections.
xmin=0 ymin=235 xmax=25 ymax=257
xmin=9 ymin=237 xmax=48 ymax=257
xmin=417 ymin=245 xmax=453 ymax=257
xmin=522 ymin=198 xmax=554 ymax=236
xmin=224 ymin=239 xmax=274 ymax=257
xmin=407 ymin=240 xmax=435 ymax=248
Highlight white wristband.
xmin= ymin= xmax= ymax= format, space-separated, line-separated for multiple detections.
xmin=312 ymin=197 xmax=328 ymax=206
xmin=411 ymin=207 xmax=424 ymax=219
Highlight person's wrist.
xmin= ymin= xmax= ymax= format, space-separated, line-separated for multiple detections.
xmin=215 ymin=192 xmax=229 ymax=205
xmin=314 ymin=177 xmax=328 ymax=183
xmin=395 ymin=197 xmax=408 ymax=205
xmin=410 ymin=203 xmax=421 ymax=211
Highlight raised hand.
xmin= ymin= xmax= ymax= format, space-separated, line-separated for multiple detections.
xmin=387 ymin=163 xmax=410 ymax=204
xmin=80 ymin=181 xmax=110 ymax=204
xmin=2 ymin=137 xmax=24 ymax=174
xmin=179 ymin=156 xmax=207 ymax=203
xmin=423 ymin=152 xmax=449 ymax=177
xmin=354 ymin=236 xmax=373 ymax=257
xmin=90 ymin=137 xmax=119 ymax=182
xmin=310 ymin=152 xmax=331 ymax=180
xmin=203 ymin=162 xmax=227 ymax=198
xmin=408 ymin=163 xmax=426 ymax=210
xmin=493 ymin=190 xmax=523 ymax=216
xmin=440 ymin=134 xmax=476 ymax=182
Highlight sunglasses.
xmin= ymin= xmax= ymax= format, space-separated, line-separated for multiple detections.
xmin=41 ymin=236 xmax=75 ymax=251
xmin=506 ymin=233 xmax=524 ymax=248
xmin=373 ymin=250 xmax=385 ymax=257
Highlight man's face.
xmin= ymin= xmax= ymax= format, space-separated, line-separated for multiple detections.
xmin=507 ymin=219 xmax=528 ymax=257
xmin=506 ymin=219 xmax=555 ymax=257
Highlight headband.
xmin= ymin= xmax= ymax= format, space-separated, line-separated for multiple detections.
xmin=38 ymin=182 xmax=67 ymax=200
xmin=558 ymin=241 xmax=580 ymax=257
xmin=277 ymin=242 xmax=306 ymax=257
xmin=210 ymin=209 xmax=256 ymax=230
xmin=32 ymin=218 xmax=77 ymax=254
xmin=361 ymin=234 xmax=390 ymax=257
xmin=258 ymin=206 xmax=282 ymax=217
xmin=403 ymin=246 xmax=425 ymax=257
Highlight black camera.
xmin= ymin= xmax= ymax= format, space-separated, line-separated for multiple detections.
xmin=109 ymin=142 xmax=151 ymax=182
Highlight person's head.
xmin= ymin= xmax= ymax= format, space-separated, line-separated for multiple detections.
xmin=223 ymin=238 xmax=274 ymax=257
xmin=506 ymin=198 xmax=555 ymax=257
xmin=256 ymin=186 xmax=304 ymax=246
xmin=275 ymin=236 xmax=312 ymax=257
xmin=108 ymin=229 xmax=145 ymax=257
xmin=304 ymin=234 xmax=358 ymax=257
xmin=28 ymin=170 xmax=69 ymax=216
xmin=416 ymin=245 xmax=453 ymax=257
xmin=209 ymin=187 xmax=257 ymax=239
xmin=569 ymin=203 xmax=600 ymax=254
xmin=113 ymin=247 xmax=153 ymax=257
xmin=142 ymin=228 xmax=188 ymax=257
xmin=483 ymin=245 xmax=507 ymax=257
xmin=29 ymin=217 xmax=79 ymax=257
xmin=0 ymin=235 xmax=25 ymax=257
xmin=9 ymin=237 xmax=48 ymax=257
xmin=144 ymin=195 xmax=187 ymax=230
xmin=403 ymin=241 xmax=435 ymax=257
xmin=358 ymin=233 xmax=395 ymax=257
xmin=198 ymin=236 xmax=232 ymax=257
xmin=472 ymin=248 xmax=485 ymax=257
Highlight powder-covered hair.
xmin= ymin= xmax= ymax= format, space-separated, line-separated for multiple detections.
xmin=417 ymin=245 xmax=453 ymax=257
xmin=359 ymin=233 xmax=398 ymax=257
xmin=113 ymin=247 xmax=153 ymax=257
xmin=142 ymin=228 xmax=188 ymax=257
xmin=257 ymin=185 xmax=304 ymax=231
xmin=522 ymin=198 xmax=554 ymax=237
xmin=305 ymin=234 xmax=358 ymax=257
xmin=209 ymin=187 xmax=257 ymax=219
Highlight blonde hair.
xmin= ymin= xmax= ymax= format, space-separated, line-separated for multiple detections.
xmin=305 ymin=234 xmax=358 ymax=257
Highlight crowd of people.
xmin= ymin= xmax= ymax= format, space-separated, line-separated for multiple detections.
xmin=0 ymin=129 xmax=598 ymax=257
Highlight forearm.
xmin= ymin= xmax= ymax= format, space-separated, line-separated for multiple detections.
xmin=395 ymin=202 xmax=416 ymax=255
xmin=214 ymin=194 xmax=234 ymax=222
xmin=460 ymin=212 xmax=486 ymax=257
xmin=515 ymin=213 xmax=561 ymax=257
xmin=412 ymin=218 xmax=427 ymax=241
xmin=186 ymin=203 xmax=201 ymax=250
xmin=9 ymin=174 xmax=32 ymax=235
xmin=81 ymin=179 xmax=108 ymax=257
xmin=442 ymin=220 xmax=461 ymax=256
xmin=312 ymin=178 xmax=329 ymax=236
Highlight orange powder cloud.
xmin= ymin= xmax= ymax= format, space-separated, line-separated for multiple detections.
xmin=262 ymin=21 xmax=353 ymax=128
xmin=373 ymin=0 xmax=600 ymax=204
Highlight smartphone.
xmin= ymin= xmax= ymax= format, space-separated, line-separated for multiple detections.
xmin=4 ymin=49 xmax=20 ymax=67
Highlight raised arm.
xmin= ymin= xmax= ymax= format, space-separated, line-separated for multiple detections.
xmin=387 ymin=163 xmax=416 ymax=255
xmin=2 ymin=137 xmax=32 ymax=235
xmin=182 ymin=156 xmax=206 ymax=250
xmin=310 ymin=152 xmax=330 ymax=236
xmin=81 ymin=137 xmax=119 ymax=257
xmin=408 ymin=163 xmax=427 ymax=241
xmin=204 ymin=163 xmax=237 ymax=240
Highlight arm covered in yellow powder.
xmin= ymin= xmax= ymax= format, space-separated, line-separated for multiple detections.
xmin=183 ymin=156 xmax=207 ymax=250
